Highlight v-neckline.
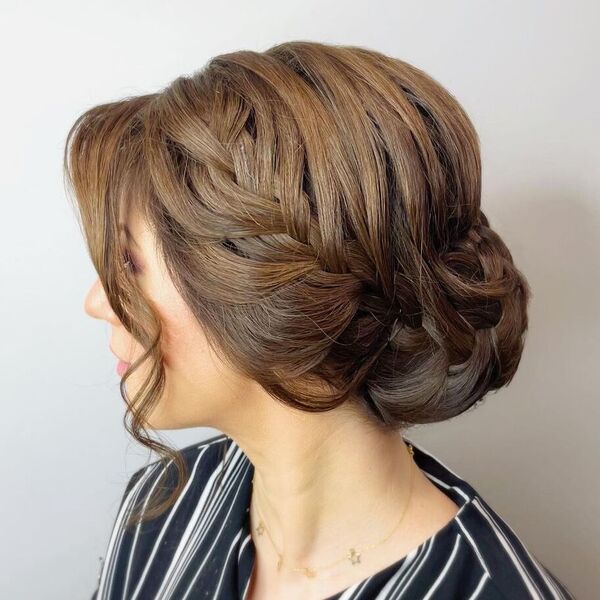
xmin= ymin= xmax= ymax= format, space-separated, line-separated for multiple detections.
xmin=234 ymin=438 xmax=474 ymax=600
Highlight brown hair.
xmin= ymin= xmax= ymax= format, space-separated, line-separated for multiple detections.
xmin=63 ymin=40 xmax=532 ymax=529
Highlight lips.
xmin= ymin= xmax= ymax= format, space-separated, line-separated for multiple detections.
xmin=116 ymin=359 xmax=130 ymax=376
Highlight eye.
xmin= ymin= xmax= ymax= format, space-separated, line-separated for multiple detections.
xmin=122 ymin=249 xmax=140 ymax=275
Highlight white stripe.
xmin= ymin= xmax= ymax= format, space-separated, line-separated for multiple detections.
xmin=387 ymin=536 xmax=437 ymax=598
xmin=421 ymin=533 xmax=462 ymax=599
xmin=121 ymin=460 xmax=173 ymax=600
xmin=209 ymin=528 xmax=245 ymax=599
xmin=478 ymin=501 xmax=567 ymax=600
xmin=128 ymin=444 xmax=216 ymax=600
xmin=171 ymin=443 xmax=248 ymax=591
xmin=239 ymin=533 xmax=254 ymax=600
xmin=527 ymin=554 xmax=570 ymax=599
xmin=161 ymin=443 xmax=246 ymax=597
xmin=467 ymin=572 xmax=491 ymax=599
xmin=472 ymin=497 xmax=543 ymax=598
xmin=150 ymin=440 xmax=242 ymax=598
xmin=420 ymin=470 xmax=472 ymax=506
xmin=404 ymin=437 xmax=464 ymax=479
xmin=97 ymin=462 xmax=160 ymax=600
xmin=455 ymin=515 xmax=491 ymax=576
xmin=177 ymin=454 xmax=252 ymax=599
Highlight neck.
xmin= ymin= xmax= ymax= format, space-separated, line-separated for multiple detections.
xmin=221 ymin=392 xmax=415 ymax=577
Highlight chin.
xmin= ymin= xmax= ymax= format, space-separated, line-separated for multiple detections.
xmin=141 ymin=400 xmax=206 ymax=431
xmin=135 ymin=407 xmax=182 ymax=431
xmin=123 ymin=378 xmax=220 ymax=431
xmin=121 ymin=381 xmax=174 ymax=430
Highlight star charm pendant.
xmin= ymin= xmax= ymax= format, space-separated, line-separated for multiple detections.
xmin=302 ymin=567 xmax=316 ymax=578
xmin=256 ymin=521 xmax=265 ymax=535
xmin=348 ymin=548 xmax=361 ymax=565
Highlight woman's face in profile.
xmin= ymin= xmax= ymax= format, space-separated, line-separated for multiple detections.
xmin=82 ymin=205 xmax=253 ymax=431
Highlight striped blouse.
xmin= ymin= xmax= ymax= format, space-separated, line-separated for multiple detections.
xmin=91 ymin=433 xmax=575 ymax=599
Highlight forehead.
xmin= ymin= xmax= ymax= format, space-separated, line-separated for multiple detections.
xmin=116 ymin=170 xmax=161 ymax=259
xmin=117 ymin=167 xmax=152 ymax=233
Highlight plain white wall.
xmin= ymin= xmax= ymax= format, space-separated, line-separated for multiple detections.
xmin=1 ymin=1 xmax=597 ymax=598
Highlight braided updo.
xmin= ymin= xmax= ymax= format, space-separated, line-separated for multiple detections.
xmin=64 ymin=40 xmax=531 ymax=526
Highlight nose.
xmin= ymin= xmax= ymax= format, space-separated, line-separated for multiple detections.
xmin=84 ymin=278 xmax=121 ymax=325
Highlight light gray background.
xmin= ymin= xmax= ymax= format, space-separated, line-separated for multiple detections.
xmin=1 ymin=1 xmax=597 ymax=598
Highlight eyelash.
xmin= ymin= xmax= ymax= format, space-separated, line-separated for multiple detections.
xmin=122 ymin=250 xmax=139 ymax=275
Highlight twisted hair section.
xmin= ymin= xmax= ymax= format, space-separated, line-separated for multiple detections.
xmin=63 ymin=40 xmax=531 ymax=527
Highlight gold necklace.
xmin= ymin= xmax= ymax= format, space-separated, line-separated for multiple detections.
xmin=250 ymin=443 xmax=415 ymax=578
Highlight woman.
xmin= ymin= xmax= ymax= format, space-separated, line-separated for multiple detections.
xmin=65 ymin=41 xmax=575 ymax=599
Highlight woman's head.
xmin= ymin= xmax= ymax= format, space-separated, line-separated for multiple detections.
xmin=64 ymin=40 xmax=531 ymax=525
xmin=82 ymin=200 xmax=248 ymax=432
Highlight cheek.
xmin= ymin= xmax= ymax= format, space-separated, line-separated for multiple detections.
xmin=159 ymin=301 xmax=228 ymax=399
xmin=150 ymin=300 xmax=238 ymax=429
xmin=151 ymin=288 xmax=228 ymax=405
xmin=140 ymin=271 xmax=248 ymax=429
xmin=153 ymin=287 xmax=201 ymax=369
xmin=161 ymin=311 xmax=202 ymax=369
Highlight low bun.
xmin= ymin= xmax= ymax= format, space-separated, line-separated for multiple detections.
xmin=361 ymin=213 xmax=532 ymax=430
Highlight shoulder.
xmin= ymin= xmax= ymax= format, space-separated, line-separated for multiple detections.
xmin=93 ymin=432 xmax=235 ymax=599
xmin=407 ymin=439 xmax=575 ymax=599
xmin=450 ymin=488 xmax=575 ymax=599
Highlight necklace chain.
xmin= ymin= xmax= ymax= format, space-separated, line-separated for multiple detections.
xmin=250 ymin=443 xmax=415 ymax=578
